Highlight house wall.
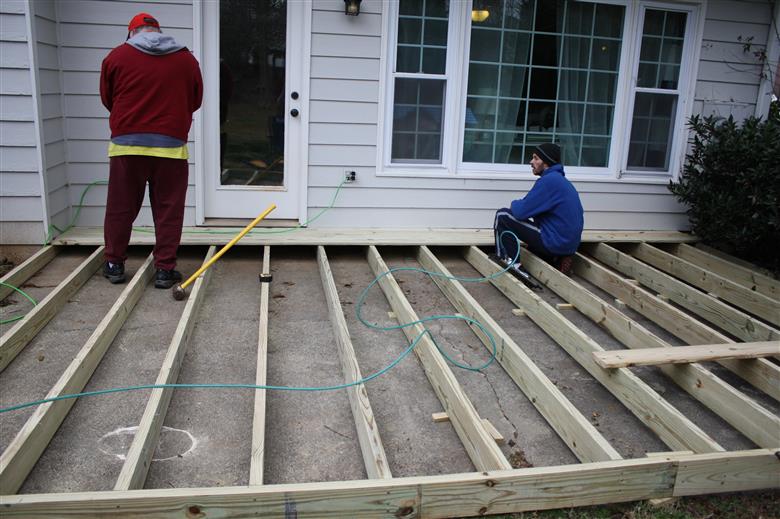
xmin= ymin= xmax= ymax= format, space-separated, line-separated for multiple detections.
xmin=304 ymin=0 xmax=775 ymax=230
xmin=0 ymin=0 xmax=45 ymax=243
xmin=1 ymin=0 xmax=775 ymax=242
xmin=33 ymin=0 xmax=69 ymax=234
xmin=694 ymin=0 xmax=775 ymax=120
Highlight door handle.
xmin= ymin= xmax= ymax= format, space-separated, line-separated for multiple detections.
xmin=290 ymin=108 xmax=299 ymax=117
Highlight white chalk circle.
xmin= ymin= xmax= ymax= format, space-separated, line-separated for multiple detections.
xmin=98 ymin=425 xmax=197 ymax=461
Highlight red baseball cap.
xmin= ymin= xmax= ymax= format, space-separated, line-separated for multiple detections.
xmin=127 ymin=12 xmax=160 ymax=38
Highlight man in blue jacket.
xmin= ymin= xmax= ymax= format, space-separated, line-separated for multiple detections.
xmin=493 ymin=143 xmax=583 ymax=275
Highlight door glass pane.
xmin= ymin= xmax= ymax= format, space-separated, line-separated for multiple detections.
xmin=219 ymin=0 xmax=286 ymax=186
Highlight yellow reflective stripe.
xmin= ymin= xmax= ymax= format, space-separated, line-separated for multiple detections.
xmin=108 ymin=143 xmax=188 ymax=160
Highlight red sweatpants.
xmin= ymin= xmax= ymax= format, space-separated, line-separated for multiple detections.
xmin=104 ymin=155 xmax=188 ymax=270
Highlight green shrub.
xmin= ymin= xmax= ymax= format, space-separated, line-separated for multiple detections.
xmin=668 ymin=109 xmax=780 ymax=272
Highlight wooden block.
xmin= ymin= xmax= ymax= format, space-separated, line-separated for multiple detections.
xmin=649 ymin=497 xmax=678 ymax=507
xmin=431 ymin=412 xmax=450 ymax=423
xmin=657 ymin=294 xmax=669 ymax=302
xmin=511 ymin=308 xmax=526 ymax=317
xmin=481 ymin=419 xmax=505 ymax=445
xmin=387 ymin=311 xmax=395 ymax=319
xmin=555 ymin=303 xmax=574 ymax=310
xmin=614 ymin=298 xmax=627 ymax=310
xmin=625 ymin=279 xmax=639 ymax=285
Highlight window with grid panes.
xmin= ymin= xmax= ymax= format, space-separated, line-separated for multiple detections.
xmin=462 ymin=0 xmax=624 ymax=167
xmin=391 ymin=0 xmax=450 ymax=163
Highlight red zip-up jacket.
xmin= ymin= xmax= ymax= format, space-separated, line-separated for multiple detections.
xmin=100 ymin=43 xmax=203 ymax=142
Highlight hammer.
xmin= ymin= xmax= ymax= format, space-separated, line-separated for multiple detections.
xmin=172 ymin=203 xmax=277 ymax=300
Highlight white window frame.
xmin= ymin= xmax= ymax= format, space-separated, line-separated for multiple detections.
xmin=377 ymin=0 xmax=704 ymax=183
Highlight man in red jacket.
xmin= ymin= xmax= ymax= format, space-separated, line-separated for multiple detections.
xmin=100 ymin=12 xmax=203 ymax=288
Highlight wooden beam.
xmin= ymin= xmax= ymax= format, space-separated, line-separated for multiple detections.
xmin=695 ymin=243 xmax=778 ymax=279
xmin=54 ymin=227 xmax=698 ymax=247
xmin=0 ymin=245 xmax=59 ymax=301
xmin=0 ymin=254 xmax=155 ymax=495
xmin=366 ymin=246 xmax=512 ymax=472
xmin=114 ymin=247 xmax=217 ymax=490
xmin=594 ymin=341 xmax=780 ymax=369
xmin=416 ymin=246 xmax=621 ymax=463
xmin=2 ymin=450 xmax=778 ymax=517
xmin=318 ymin=246 xmax=392 ymax=480
xmin=0 ymin=247 xmax=103 ymax=373
xmin=249 ymin=246 xmax=271 ymax=485
xmin=464 ymin=246 xmax=723 ymax=454
xmin=629 ymin=243 xmax=780 ymax=326
xmin=583 ymin=244 xmax=780 ymax=402
xmin=526 ymin=251 xmax=780 ymax=448
xmin=669 ymin=244 xmax=779 ymax=300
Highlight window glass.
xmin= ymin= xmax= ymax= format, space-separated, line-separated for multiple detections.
xmin=627 ymin=9 xmax=687 ymax=172
xmin=462 ymin=0 xmax=624 ymax=166
xmin=392 ymin=78 xmax=446 ymax=162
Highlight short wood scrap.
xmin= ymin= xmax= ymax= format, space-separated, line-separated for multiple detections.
xmin=431 ymin=412 xmax=504 ymax=444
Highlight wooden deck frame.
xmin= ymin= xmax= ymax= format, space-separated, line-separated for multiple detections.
xmin=318 ymin=246 xmax=392 ymax=479
xmin=583 ymin=243 xmax=780 ymax=401
xmin=519 ymin=250 xmax=780 ymax=449
xmin=366 ymin=246 xmax=512 ymax=472
xmin=628 ymin=243 xmax=780 ymax=327
xmin=0 ymin=247 xmax=103 ymax=372
xmin=1 ymin=450 xmax=777 ymax=517
xmin=115 ymin=247 xmax=217 ymax=490
xmin=665 ymin=243 xmax=779 ymax=300
xmin=1 ymin=238 xmax=778 ymax=517
xmin=464 ymin=246 xmax=724 ymax=454
xmin=0 ymin=245 xmax=59 ymax=301
xmin=415 ymin=246 xmax=621 ymax=463
xmin=0 ymin=254 xmax=155 ymax=494
xmin=594 ymin=341 xmax=780 ymax=369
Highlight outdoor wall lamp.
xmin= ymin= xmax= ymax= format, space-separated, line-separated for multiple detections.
xmin=344 ymin=0 xmax=361 ymax=16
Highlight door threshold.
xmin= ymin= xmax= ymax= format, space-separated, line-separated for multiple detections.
xmin=202 ymin=218 xmax=300 ymax=228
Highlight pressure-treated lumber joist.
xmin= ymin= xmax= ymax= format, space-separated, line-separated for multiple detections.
xmin=629 ymin=243 xmax=780 ymax=326
xmin=366 ymin=246 xmax=512 ymax=471
xmin=416 ymin=246 xmax=621 ymax=463
xmin=0 ymin=247 xmax=104 ymax=373
xmin=582 ymin=244 xmax=780 ymax=402
xmin=594 ymin=341 xmax=780 ymax=369
xmin=0 ymin=245 xmax=59 ymax=301
xmin=249 ymin=246 xmax=271 ymax=485
xmin=1 ymin=449 xmax=777 ymax=518
xmin=585 ymin=243 xmax=780 ymax=343
xmin=667 ymin=243 xmax=779 ymax=300
xmin=318 ymin=246 xmax=392 ymax=479
xmin=115 ymin=247 xmax=217 ymax=490
xmin=695 ymin=243 xmax=778 ymax=279
xmin=0 ymin=254 xmax=155 ymax=495
xmin=465 ymin=246 xmax=723 ymax=454
xmin=526 ymin=250 xmax=780 ymax=448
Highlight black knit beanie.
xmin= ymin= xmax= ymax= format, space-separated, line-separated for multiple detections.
xmin=534 ymin=143 xmax=561 ymax=166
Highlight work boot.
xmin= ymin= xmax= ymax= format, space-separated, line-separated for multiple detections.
xmin=103 ymin=262 xmax=126 ymax=284
xmin=155 ymin=269 xmax=182 ymax=289
xmin=555 ymin=255 xmax=574 ymax=276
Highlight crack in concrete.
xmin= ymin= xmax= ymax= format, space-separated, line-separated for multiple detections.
xmin=323 ymin=424 xmax=352 ymax=440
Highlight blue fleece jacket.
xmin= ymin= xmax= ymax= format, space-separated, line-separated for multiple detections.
xmin=510 ymin=164 xmax=584 ymax=255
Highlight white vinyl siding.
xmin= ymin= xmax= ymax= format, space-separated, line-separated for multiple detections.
xmin=0 ymin=0 xmax=45 ymax=242
xmin=694 ymin=0 xmax=774 ymax=120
